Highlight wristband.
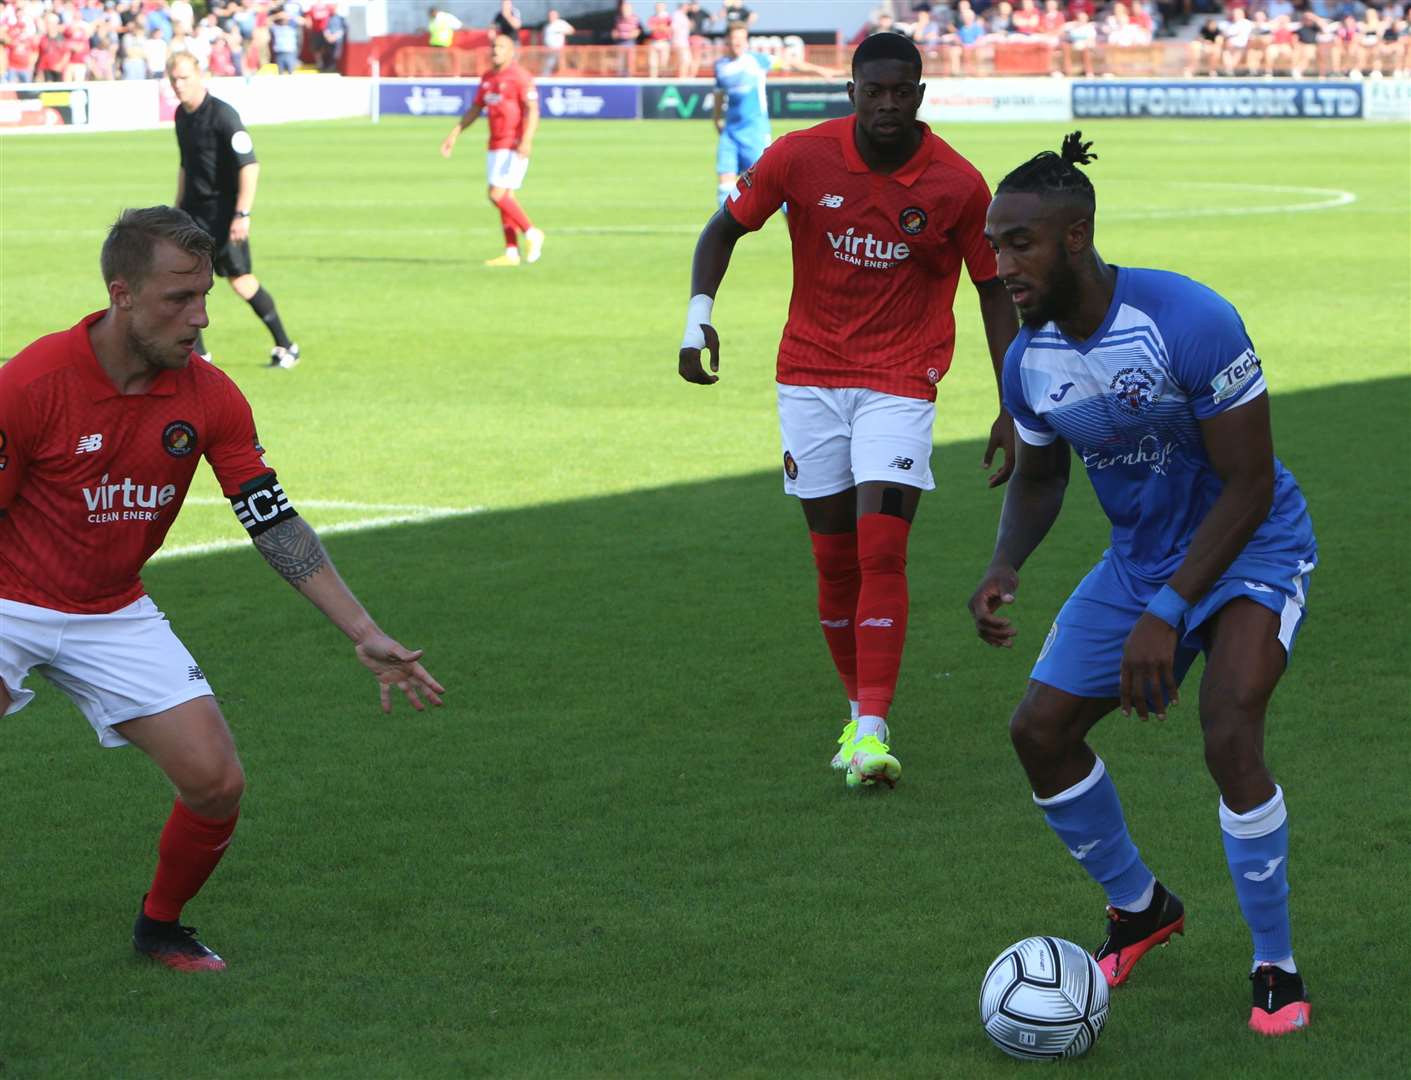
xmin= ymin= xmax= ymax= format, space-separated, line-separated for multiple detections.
xmin=681 ymin=293 xmax=714 ymax=351
xmin=1145 ymin=584 xmax=1190 ymax=629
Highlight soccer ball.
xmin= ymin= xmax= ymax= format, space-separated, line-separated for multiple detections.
xmin=979 ymin=936 xmax=1109 ymax=1060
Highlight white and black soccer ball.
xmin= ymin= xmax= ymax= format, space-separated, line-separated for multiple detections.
xmin=979 ymin=936 xmax=1109 ymax=1061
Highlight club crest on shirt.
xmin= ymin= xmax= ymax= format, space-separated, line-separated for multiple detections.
xmin=899 ymin=207 xmax=927 ymax=235
xmin=783 ymin=450 xmax=798 ymax=480
xmin=162 ymin=420 xmax=198 ymax=457
xmin=1109 ymin=367 xmax=1159 ymax=415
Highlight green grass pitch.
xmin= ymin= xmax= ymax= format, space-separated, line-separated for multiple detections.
xmin=1 ymin=115 xmax=1408 ymax=1078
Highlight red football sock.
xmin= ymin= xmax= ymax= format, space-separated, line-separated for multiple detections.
xmin=501 ymin=219 xmax=519 ymax=248
xmin=855 ymin=512 xmax=911 ymax=720
xmin=143 ymin=799 xmax=239 ymax=923
xmin=494 ymin=193 xmax=533 ymax=234
xmin=810 ymin=530 xmax=861 ymax=702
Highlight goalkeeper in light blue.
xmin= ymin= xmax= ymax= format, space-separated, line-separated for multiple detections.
xmin=710 ymin=22 xmax=836 ymax=207
xmin=967 ymin=133 xmax=1315 ymax=1037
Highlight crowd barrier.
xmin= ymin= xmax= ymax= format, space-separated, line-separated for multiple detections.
xmin=4 ymin=74 xmax=1407 ymax=133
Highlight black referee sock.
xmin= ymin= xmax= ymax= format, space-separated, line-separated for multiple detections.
xmin=247 ymin=287 xmax=292 ymax=349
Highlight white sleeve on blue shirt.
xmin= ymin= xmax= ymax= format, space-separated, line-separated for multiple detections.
xmin=1001 ymin=332 xmax=1057 ymax=447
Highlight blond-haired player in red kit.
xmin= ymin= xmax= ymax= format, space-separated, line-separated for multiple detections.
xmin=677 ymin=32 xmax=1017 ymax=790
xmin=0 ymin=207 xmax=444 ymax=971
xmin=441 ymin=33 xmax=546 ymax=267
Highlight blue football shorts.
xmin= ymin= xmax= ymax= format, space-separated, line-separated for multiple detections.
xmin=716 ymin=127 xmax=768 ymax=176
xmin=1030 ymin=549 xmax=1316 ymax=700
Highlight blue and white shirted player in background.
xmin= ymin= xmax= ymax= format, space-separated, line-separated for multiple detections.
xmin=967 ymin=134 xmax=1315 ymax=1037
xmin=711 ymin=22 xmax=836 ymax=206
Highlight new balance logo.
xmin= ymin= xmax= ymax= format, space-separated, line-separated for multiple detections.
xmin=859 ymin=617 xmax=893 ymax=628
xmin=817 ymin=193 xmax=845 ymax=208
xmin=75 ymin=433 xmax=104 ymax=454
xmin=1244 ymin=857 xmax=1285 ymax=882
xmin=1068 ymin=840 xmax=1101 ymax=860
xmin=1049 ymin=382 xmax=1075 ymax=402
xmin=889 ymin=456 xmax=914 ymax=470
xmin=820 ymin=618 xmax=850 ymax=628
xmin=187 ymin=665 xmax=205 ymax=682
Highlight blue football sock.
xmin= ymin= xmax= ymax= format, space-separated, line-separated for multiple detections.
xmin=1220 ymin=786 xmax=1293 ymax=967
xmin=1035 ymin=757 xmax=1155 ymax=910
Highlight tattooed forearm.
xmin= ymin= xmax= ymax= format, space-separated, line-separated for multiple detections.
xmin=252 ymin=516 xmax=327 ymax=587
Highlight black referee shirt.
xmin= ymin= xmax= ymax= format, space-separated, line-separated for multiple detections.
xmin=174 ymin=92 xmax=258 ymax=233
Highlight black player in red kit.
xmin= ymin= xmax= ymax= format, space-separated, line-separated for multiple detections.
xmin=0 ymin=207 xmax=443 ymax=970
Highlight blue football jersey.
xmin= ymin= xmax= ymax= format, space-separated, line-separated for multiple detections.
xmin=714 ymin=51 xmax=775 ymax=134
xmin=1002 ymin=267 xmax=1315 ymax=582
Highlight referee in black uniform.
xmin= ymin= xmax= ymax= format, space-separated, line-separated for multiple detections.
xmin=167 ymin=53 xmax=300 ymax=369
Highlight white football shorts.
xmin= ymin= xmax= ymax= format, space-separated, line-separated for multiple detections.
xmin=0 ymin=595 xmax=214 ymax=748
xmin=486 ymin=148 xmax=530 ymax=190
xmin=776 ymin=384 xmax=937 ymax=499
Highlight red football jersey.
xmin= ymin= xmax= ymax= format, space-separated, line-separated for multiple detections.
xmin=474 ymin=63 xmax=537 ymax=151
xmin=726 ymin=116 xmax=998 ymax=401
xmin=0 ymin=312 xmax=272 ymax=614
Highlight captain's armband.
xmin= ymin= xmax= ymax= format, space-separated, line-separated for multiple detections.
xmin=230 ymin=472 xmax=298 ymax=537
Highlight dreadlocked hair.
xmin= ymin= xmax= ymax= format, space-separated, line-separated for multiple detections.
xmin=995 ymin=131 xmax=1098 ymax=212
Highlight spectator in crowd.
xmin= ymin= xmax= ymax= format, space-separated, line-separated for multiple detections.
xmin=945 ymin=6 xmax=987 ymax=71
xmin=1061 ymin=8 xmax=1097 ymax=75
xmin=1185 ymin=16 xmax=1222 ymax=75
xmin=170 ymin=0 xmax=194 ymax=33
xmin=120 ymin=31 xmax=146 ymax=77
xmin=271 ymin=6 xmax=298 ymax=72
xmin=871 ymin=10 xmax=897 ymax=35
xmin=1011 ymin=0 xmax=1042 ymax=34
xmin=208 ymin=25 xmax=237 ymax=75
xmin=670 ymin=0 xmax=693 ymax=76
xmin=1292 ymin=10 xmax=1330 ymax=78
xmin=1039 ymin=0 xmax=1066 ymax=35
xmin=1380 ymin=14 xmax=1408 ymax=77
xmin=37 ymin=11 xmax=69 ymax=82
xmin=493 ymin=0 xmax=522 ymax=39
xmin=612 ymin=0 xmax=641 ymax=75
xmin=540 ymin=7 xmax=573 ymax=75
xmin=1104 ymin=1 xmax=1152 ymax=47
xmin=1218 ymin=6 xmax=1253 ymax=74
xmin=1243 ymin=10 xmax=1273 ymax=75
xmin=989 ymin=1 xmax=1015 ymax=34
xmin=427 ymin=5 xmax=462 ymax=48
xmin=317 ymin=2 xmax=344 ymax=72
xmin=143 ymin=23 xmax=168 ymax=76
xmin=719 ymin=0 xmax=756 ymax=28
xmin=910 ymin=4 xmax=943 ymax=52
xmin=647 ymin=0 xmax=671 ymax=76
xmin=64 ymin=12 xmax=92 ymax=81
xmin=1354 ymin=5 xmax=1383 ymax=76
xmin=1263 ymin=13 xmax=1296 ymax=74
xmin=89 ymin=28 xmax=118 ymax=80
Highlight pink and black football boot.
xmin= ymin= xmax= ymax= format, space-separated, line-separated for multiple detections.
xmin=1094 ymin=880 xmax=1185 ymax=987
xmin=1249 ymin=964 xmax=1311 ymax=1035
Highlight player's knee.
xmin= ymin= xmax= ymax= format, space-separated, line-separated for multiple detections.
xmin=487 ymin=187 xmax=505 ymax=204
xmin=1008 ymin=702 xmax=1068 ymax=765
xmin=180 ymin=761 xmax=246 ymax=819
xmin=1200 ymin=716 xmax=1264 ymax=781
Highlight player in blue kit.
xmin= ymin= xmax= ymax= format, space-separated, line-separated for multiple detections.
xmin=711 ymin=22 xmax=836 ymax=206
xmin=967 ymin=134 xmax=1315 ymax=1037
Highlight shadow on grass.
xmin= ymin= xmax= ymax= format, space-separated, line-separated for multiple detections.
xmin=2 ymin=377 xmax=1407 ymax=1079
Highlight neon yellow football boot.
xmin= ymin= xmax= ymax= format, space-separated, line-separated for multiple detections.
xmin=830 ymin=720 xmax=858 ymax=771
xmin=844 ymin=733 xmax=901 ymax=790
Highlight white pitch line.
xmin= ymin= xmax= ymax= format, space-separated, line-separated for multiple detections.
xmin=183 ymin=496 xmax=473 ymax=514
xmin=150 ymin=506 xmax=483 ymax=563
xmin=1107 ymin=182 xmax=1357 ymax=221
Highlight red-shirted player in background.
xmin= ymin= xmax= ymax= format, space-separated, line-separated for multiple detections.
xmin=440 ymin=33 xmax=546 ymax=267
xmin=0 ymin=207 xmax=444 ymax=971
xmin=677 ymin=32 xmax=1017 ymax=790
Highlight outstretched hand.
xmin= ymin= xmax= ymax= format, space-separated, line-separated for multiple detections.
xmin=1119 ymin=614 xmax=1179 ymax=721
xmin=983 ymin=410 xmax=1016 ymax=488
xmin=354 ymin=631 xmax=446 ymax=713
xmin=968 ymin=563 xmax=1019 ymax=647
xmin=439 ymin=132 xmax=458 ymax=159
xmin=678 ymin=323 xmax=721 ymax=385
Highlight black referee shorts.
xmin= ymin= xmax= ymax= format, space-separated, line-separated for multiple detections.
xmin=192 ymin=217 xmax=253 ymax=278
